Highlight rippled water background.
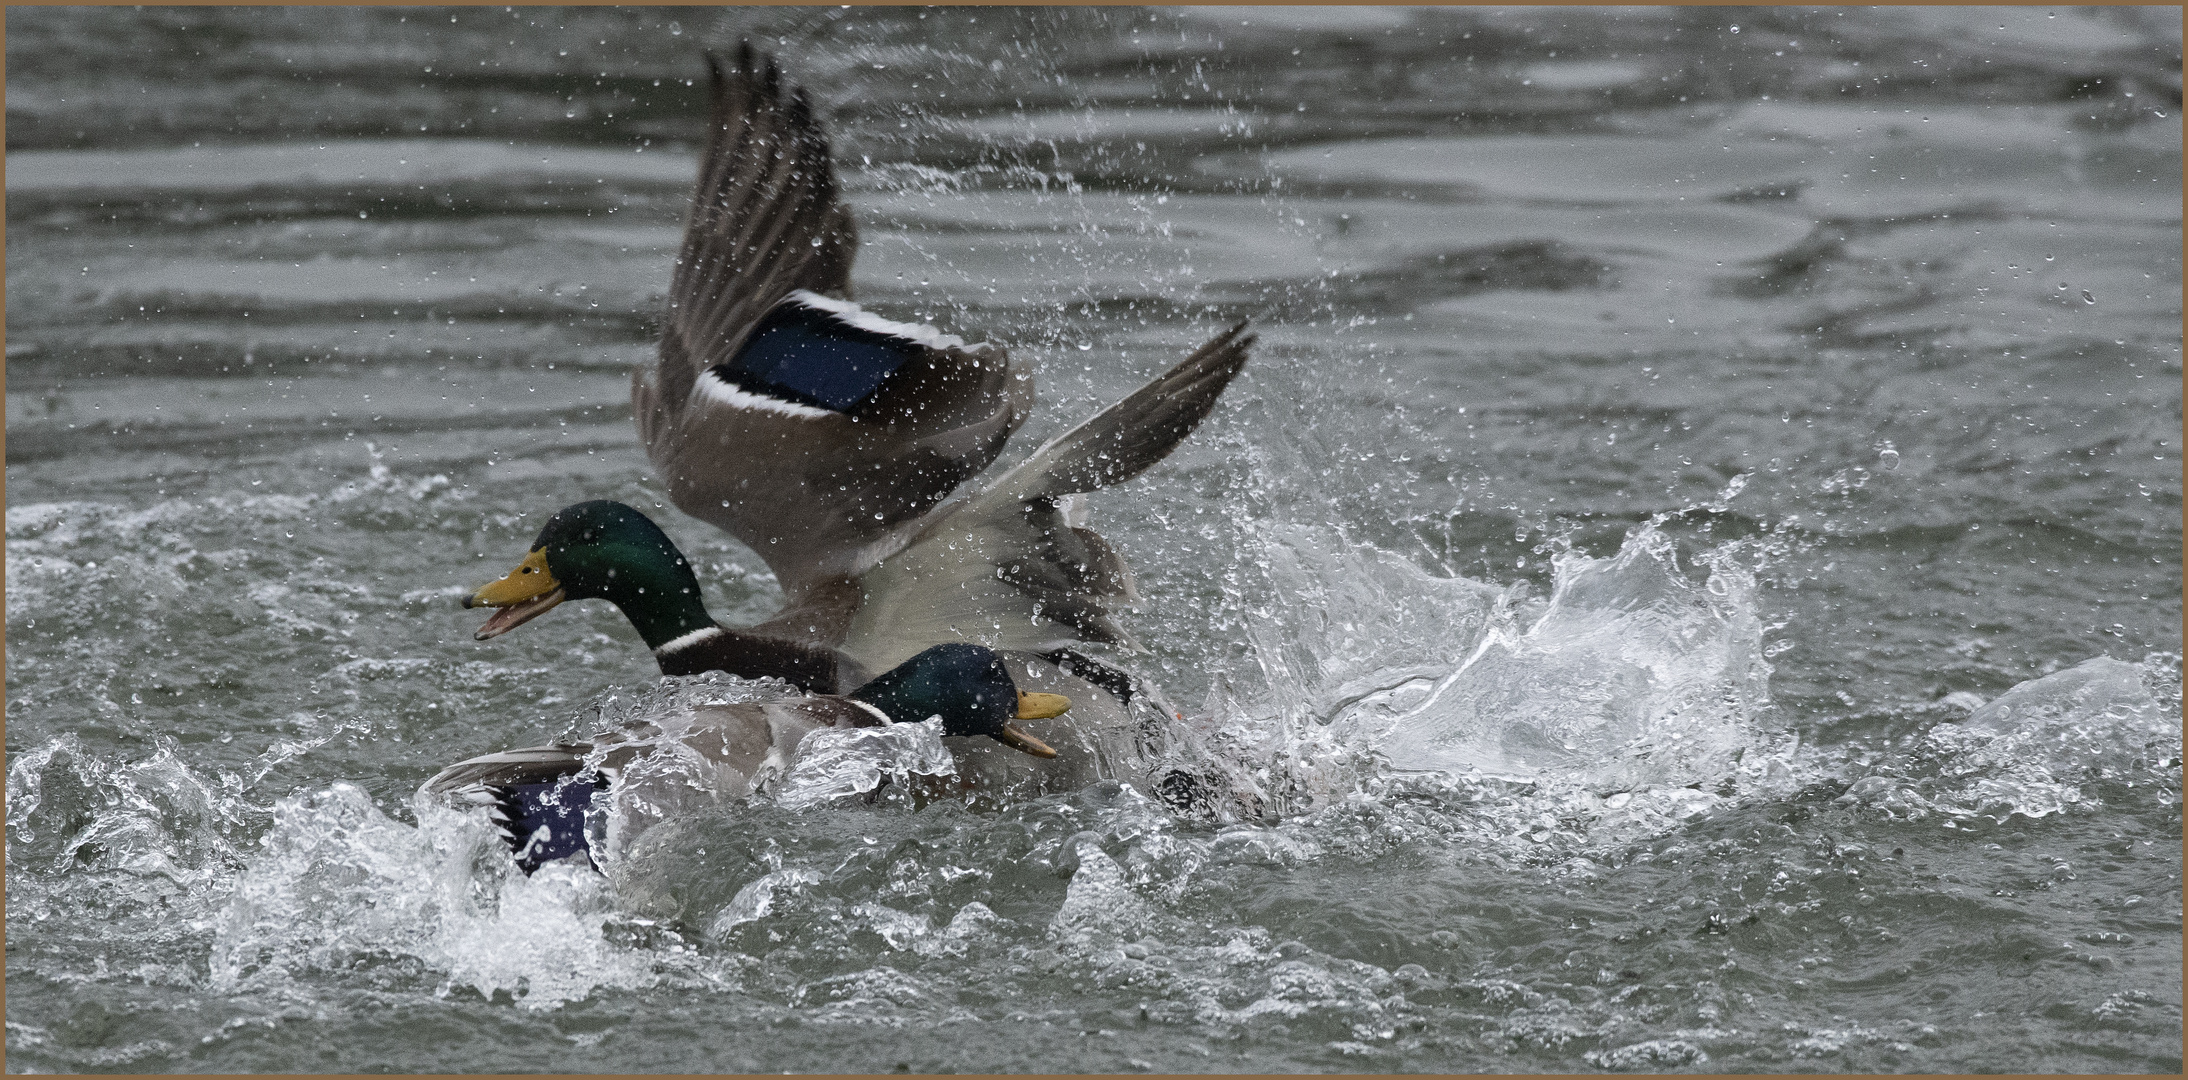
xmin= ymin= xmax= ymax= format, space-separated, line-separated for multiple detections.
xmin=6 ymin=6 xmax=2182 ymax=1073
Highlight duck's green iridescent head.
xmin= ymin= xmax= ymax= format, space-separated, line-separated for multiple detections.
xmin=464 ymin=501 xmax=713 ymax=649
xmin=851 ymin=643 xmax=1067 ymax=758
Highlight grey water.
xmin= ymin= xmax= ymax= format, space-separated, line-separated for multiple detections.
xmin=5 ymin=6 xmax=2181 ymax=1074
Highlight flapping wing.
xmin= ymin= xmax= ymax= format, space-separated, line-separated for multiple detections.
xmin=968 ymin=321 xmax=1255 ymax=511
xmin=642 ymin=44 xmax=854 ymax=424
xmin=839 ymin=324 xmax=1254 ymax=671
xmin=634 ymin=49 xmax=1035 ymax=593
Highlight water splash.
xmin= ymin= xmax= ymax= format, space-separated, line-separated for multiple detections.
xmin=1213 ymin=518 xmax=1782 ymax=809
xmin=774 ymin=718 xmax=958 ymax=810
xmin=1835 ymin=653 xmax=2182 ymax=823
xmin=1378 ymin=523 xmax=1774 ymax=791
xmin=207 ymin=782 xmax=726 ymax=1010
xmin=556 ymin=674 xmax=959 ymax=862
xmin=6 ymin=734 xmax=239 ymax=886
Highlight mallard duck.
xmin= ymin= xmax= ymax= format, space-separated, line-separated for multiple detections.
xmin=466 ymin=499 xmax=846 ymax=687
xmin=464 ymin=46 xmax=1252 ymax=801
xmin=423 ymin=643 xmax=1070 ymax=874
xmin=462 ymin=497 xmax=1169 ymax=800
xmin=625 ymin=45 xmax=1249 ymax=669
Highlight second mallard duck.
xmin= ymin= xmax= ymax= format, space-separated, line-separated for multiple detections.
xmin=423 ymin=642 xmax=1068 ymax=874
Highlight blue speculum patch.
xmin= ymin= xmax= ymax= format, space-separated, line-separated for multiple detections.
xmin=714 ymin=299 xmax=924 ymax=412
xmin=498 ymin=777 xmax=602 ymax=874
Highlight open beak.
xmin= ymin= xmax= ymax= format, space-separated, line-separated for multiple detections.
xmin=994 ymin=692 xmax=1070 ymax=758
xmin=995 ymin=724 xmax=1059 ymax=758
xmin=463 ymin=548 xmax=565 ymax=640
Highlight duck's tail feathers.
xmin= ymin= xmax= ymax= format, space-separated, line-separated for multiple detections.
xmin=423 ymin=745 xmax=603 ymax=875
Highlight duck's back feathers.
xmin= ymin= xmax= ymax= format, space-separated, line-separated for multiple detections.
xmin=425 ymin=743 xmax=591 ymax=796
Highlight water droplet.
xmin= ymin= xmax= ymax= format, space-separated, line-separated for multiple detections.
xmin=1878 ymin=448 xmax=1900 ymax=471
xmin=668 ymin=20 xmax=682 ymax=35
xmin=2081 ymin=290 xmax=2096 ymax=305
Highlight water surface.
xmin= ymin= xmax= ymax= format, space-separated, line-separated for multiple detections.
xmin=7 ymin=6 xmax=2181 ymax=1073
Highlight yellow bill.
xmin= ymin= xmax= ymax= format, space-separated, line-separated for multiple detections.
xmin=995 ymin=723 xmax=1059 ymax=759
xmin=1015 ymin=692 xmax=1071 ymax=720
xmin=996 ymin=692 xmax=1069 ymax=758
xmin=464 ymin=548 xmax=565 ymax=640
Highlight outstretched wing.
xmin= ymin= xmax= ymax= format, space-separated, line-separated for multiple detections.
xmin=634 ymin=47 xmax=1033 ymax=594
xmin=965 ymin=322 xmax=1256 ymax=512
xmin=841 ymin=324 xmax=1255 ymax=671
xmin=643 ymin=44 xmax=855 ymax=422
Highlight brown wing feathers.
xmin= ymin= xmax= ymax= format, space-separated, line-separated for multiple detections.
xmin=635 ymin=47 xmax=1254 ymax=672
xmin=664 ymin=45 xmax=857 ymax=394
xmin=983 ymin=321 xmax=1256 ymax=510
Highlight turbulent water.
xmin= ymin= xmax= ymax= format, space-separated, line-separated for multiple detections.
xmin=6 ymin=6 xmax=2182 ymax=1073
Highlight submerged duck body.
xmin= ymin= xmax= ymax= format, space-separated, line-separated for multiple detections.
xmin=461 ymin=47 xmax=1252 ymax=810
xmin=425 ymin=644 xmax=1076 ymax=873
